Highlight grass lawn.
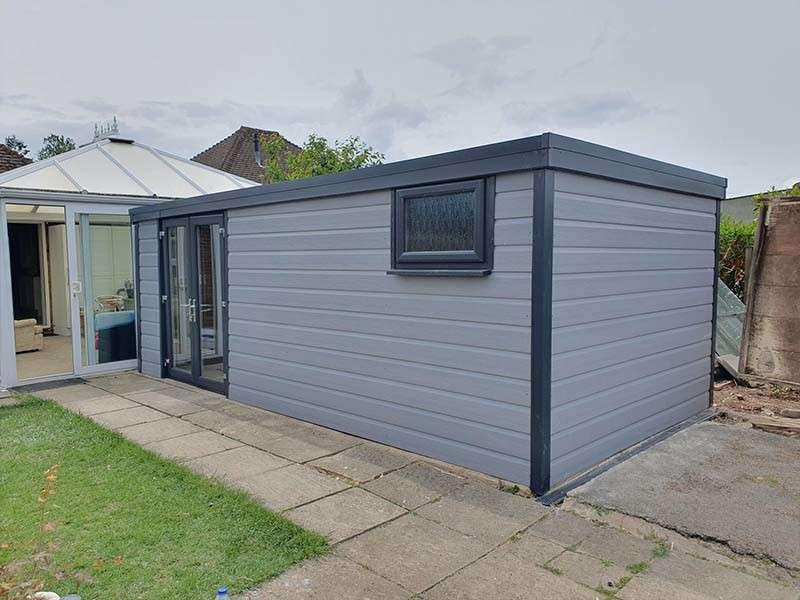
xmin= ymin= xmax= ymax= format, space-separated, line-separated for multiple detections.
xmin=0 ymin=396 xmax=327 ymax=599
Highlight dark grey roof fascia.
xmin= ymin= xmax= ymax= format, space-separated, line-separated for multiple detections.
xmin=130 ymin=133 xmax=727 ymax=222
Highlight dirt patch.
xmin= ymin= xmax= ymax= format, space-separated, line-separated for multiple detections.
xmin=713 ymin=380 xmax=800 ymax=436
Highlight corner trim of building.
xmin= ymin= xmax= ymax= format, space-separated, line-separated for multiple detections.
xmin=133 ymin=224 xmax=142 ymax=374
xmin=157 ymin=220 xmax=169 ymax=379
xmin=531 ymin=168 xmax=555 ymax=495
xmin=709 ymin=198 xmax=722 ymax=404
xmin=222 ymin=211 xmax=230 ymax=398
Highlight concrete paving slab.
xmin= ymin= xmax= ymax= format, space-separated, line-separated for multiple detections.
xmin=66 ymin=395 xmax=139 ymax=416
xmin=285 ymin=487 xmax=406 ymax=544
xmin=635 ymin=550 xmax=797 ymax=600
xmin=221 ymin=420 xmax=289 ymax=450
xmin=338 ymin=514 xmax=490 ymax=593
xmin=241 ymin=555 xmax=410 ymax=600
xmin=309 ymin=443 xmax=414 ymax=483
xmin=254 ymin=425 xmax=362 ymax=463
xmin=549 ymin=550 xmax=629 ymax=592
xmin=232 ymin=464 xmax=350 ymax=511
xmin=424 ymin=544 xmax=597 ymax=600
xmin=0 ymin=395 xmax=24 ymax=407
xmin=499 ymin=530 xmax=566 ymax=566
xmin=90 ymin=405 xmax=168 ymax=429
xmin=617 ymin=575 xmax=713 ymax=600
xmin=415 ymin=482 xmax=549 ymax=544
xmin=27 ymin=383 xmax=111 ymax=404
xmin=145 ymin=430 xmax=242 ymax=461
xmin=527 ymin=509 xmax=603 ymax=548
xmin=363 ymin=462 xmax=466 ymax=509
xmin=570 ymin=422 xmax=800 ymax=571
xmin=576 ymin=524 xmax=657 ymax=568
xmin=183 ymin=409 xmax=245 ymax=431
xmin=117 ymin=417 xmax=201 ymax=445
xmin=87 ymin=372 xmax=170 ymax=395
xmin=186 ymin=446 xmax=290 ymax=481
xmin=123 ymin=389 xmax=206 ymax=416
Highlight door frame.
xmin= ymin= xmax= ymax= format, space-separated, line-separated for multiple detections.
xmin=160 ymin=214 xmax=227 ymax=395
xmin=65 ymin=203 xmax=139 ymax=377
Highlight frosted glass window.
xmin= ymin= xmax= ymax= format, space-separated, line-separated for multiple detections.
xmin=404 ymin=192 xmax=475 ymax=252
xmin=392 ymin=178 xmax=493 ymax=273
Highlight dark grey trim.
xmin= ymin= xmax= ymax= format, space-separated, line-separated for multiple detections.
xmin=130 ymin=133 xmax=726 ymax=223
xmin=709 ymin=198 xmax=722 ymax=402
xmin=537 ymin=408 xmax=716 ymax=506
xmin=391 ymin=177 xmax=494 ymax=272
xmin=222 ymin=211 xmax=230 ymax=398
xmin=386 ymin=269 xmax=491 ymax=277
xmin=531 ymin=169 xmax=555 ymax=496
xmin=133 ymin=223 xmax=142 ymax=373
xmin=160 ymin=214 xmax=226 ymax=395
xmin=158 ymin=219 xmax=171 ymax=379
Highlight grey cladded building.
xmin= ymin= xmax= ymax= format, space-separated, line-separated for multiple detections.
xmin=131 ymin=133 xmax=726 ymax=495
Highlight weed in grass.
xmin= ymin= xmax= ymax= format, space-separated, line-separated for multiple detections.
xmin=600 ymin=558 xmax=614 ymax=567
xmin=626 ymin=562 xmax=649 ymax=574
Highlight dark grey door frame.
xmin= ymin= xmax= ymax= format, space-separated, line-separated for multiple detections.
xmin=160 ymin=214 xmax=227 ymax=395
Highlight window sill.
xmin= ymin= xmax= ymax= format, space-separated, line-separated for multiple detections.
xmin=386 ymin=269 xmax=492 ymax=277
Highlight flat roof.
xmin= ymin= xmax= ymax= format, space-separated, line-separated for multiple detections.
xmin=131 ymin=132 xmax=727 ymax=223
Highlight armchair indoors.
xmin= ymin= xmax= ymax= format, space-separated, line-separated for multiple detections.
xmin=14 ymin=318 xmax=44 ymax=353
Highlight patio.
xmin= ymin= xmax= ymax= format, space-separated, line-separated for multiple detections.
xmin=24 ymin=372 xmax=798 ymax=599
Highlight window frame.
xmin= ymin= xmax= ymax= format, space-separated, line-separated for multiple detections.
xmin=391 ymin=177 xmax=495 ymax=274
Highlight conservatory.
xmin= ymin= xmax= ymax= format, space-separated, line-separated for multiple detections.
xmin=0 ymin=133 xmax=253 ymax=388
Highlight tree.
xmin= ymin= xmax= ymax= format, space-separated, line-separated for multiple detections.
xmin=37 ymin=134 xmax=76 ymax=160
xmin=262 ymin=133 xmax=383 ymax=184
xmin=4 ymin=134 xmax=29 ymax=156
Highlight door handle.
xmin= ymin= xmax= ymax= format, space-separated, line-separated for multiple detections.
xmin=186 ymin=298 xmax=197 ymax=322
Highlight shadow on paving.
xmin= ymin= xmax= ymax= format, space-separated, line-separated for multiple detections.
xmin=569 ymin=421 xmax=800 ymax=572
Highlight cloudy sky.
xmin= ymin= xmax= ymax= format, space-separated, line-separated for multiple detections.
xmin=1 ymin=0 xmax=798 ymax=196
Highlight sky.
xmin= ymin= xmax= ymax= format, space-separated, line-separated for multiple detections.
xmin=1 ymin=0 xmax=798 ymax=197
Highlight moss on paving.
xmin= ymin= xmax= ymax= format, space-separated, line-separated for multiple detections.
xmin=0 ymin=396 xmax=327 ymax=599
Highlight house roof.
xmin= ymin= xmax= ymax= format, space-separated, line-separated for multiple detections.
xmin=192 ymin=126 xmax=300 ymax=183
xmin=0 ymin=144 xmax=33 ymax=174
xmin=0 ymin=137 xmax=256 ymax=199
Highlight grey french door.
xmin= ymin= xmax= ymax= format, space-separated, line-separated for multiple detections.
xmin=162 ymin=214 xmax=226 ymax=394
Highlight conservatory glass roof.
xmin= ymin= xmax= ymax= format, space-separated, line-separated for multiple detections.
xmin=0 ymin=137 xmax=256 ymax=198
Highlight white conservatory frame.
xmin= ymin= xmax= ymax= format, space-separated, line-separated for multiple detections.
xmin=0 ymin=189 xmax=161 ymax=388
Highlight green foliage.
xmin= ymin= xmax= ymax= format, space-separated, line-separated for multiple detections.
xmin=263 ymin=133 xmax=383 ymax=183
xmin=0 ymin=397 xmax=327 ymax=599
xmin=4 ymin=134 xmax=29 ymax=156
xmin=754 ymin=182 xmax=800 ymax=208
xmin=719 ymin=215 xmax=756 ymax=300
xmin=37 ymin=134 xmax=76 ymax=160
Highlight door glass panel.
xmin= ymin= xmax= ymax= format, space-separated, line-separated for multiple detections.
xmin=75 ymin=214 xmax=137 ymax=366
xmin=196 ymin=223 xmax=224 ymax=383
xmin=167 ymin=226 xmax=192 ymax=375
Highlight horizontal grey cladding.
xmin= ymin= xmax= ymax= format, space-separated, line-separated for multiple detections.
xmin=136 ymin=219 xmax=161 ymax=378
xmin=550 ymin=172 xmax=716 ymax=485
xmin=226 ymin=172 xmax=534 ymax=483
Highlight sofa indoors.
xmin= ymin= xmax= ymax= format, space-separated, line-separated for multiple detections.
xmin=14 ymin=318 xmax=44 ymax=353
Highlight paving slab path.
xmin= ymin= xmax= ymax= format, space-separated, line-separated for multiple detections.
xmin=19 ymin=373 xmax=800 ymax=599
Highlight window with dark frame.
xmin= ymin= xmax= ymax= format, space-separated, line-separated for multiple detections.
xmin=390 ymin=178 xmax=494 ymax=274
